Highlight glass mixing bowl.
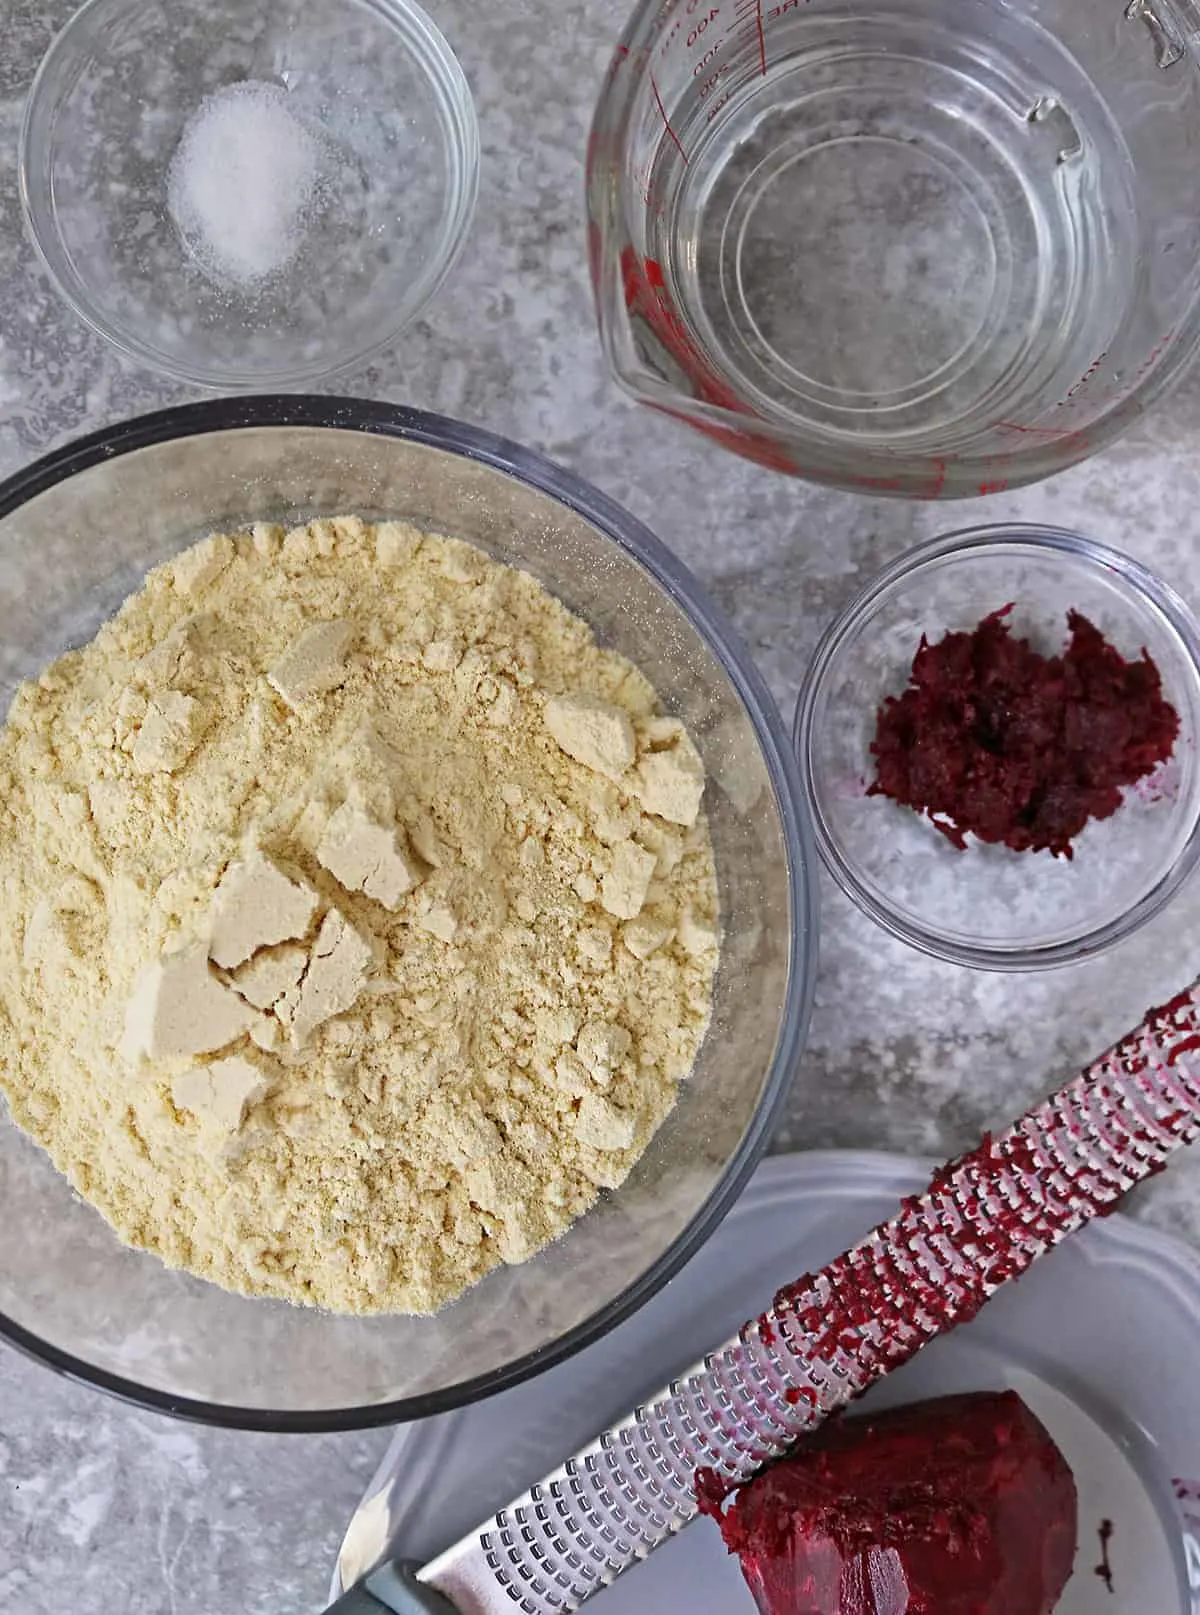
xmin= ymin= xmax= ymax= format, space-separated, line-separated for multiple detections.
xmin=19 ymin=0 xmax=478 ymax=388
xmin=0 ymin=398 xmax=816 ymax=1430
xmin=794 ymin=524 xmax=1200 ymax=969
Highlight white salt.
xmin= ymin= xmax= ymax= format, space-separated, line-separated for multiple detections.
xmin=167 ymin=81 xmax=321 ymax=287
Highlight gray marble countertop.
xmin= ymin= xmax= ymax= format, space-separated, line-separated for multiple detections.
xmin=6 ymin=0 xmax=1200 ymax=1609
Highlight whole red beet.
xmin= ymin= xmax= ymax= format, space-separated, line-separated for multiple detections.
xmin=716 ymin=1391 xmax=1077 ymax=1615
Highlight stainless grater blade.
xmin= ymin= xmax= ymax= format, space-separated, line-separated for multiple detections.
xmin=335 ymin=982 xmax=1200 ymax=1615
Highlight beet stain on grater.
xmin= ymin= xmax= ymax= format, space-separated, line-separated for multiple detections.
xmin=327 ymin=983 xmax=1200 ymax=1615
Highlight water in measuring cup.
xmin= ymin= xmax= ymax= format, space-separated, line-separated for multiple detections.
xmin=645 ymin=0 xmax=1139 ymax=456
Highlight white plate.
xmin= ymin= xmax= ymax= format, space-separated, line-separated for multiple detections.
xmin=332 ymin=1151 xmax=1200 ymax=1612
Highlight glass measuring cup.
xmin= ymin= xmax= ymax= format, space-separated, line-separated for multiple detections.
xmin=587 ymin=0 xmax=1200 ymax=496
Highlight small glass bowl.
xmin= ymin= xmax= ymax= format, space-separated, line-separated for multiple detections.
xmin=19 ymin=0 xmax=479 ymax=389
xmin=794 ymin=525 xmax=1200 ymax=971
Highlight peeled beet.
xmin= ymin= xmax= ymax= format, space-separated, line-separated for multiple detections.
xmin=716 ymin=1391 xmax=1077 ymax=1615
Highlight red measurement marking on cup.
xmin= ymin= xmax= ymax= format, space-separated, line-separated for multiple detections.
xmin=622 ymin=249 xmax=798 ymax=472
xmin=995 ymin=420 xmax=1091 ymax=455
xmin=684 ymin=0 xmax=738 ymax=104
xmin=1061 ymin=350 xmax=1108 ymax=402
xmin=706 ymin=87 xmax=736 ymax=123
xmin=586 ymin=220 xmax=603 ymax=292
xmin=732 ymin=0 xmax=768 ymax=73
xmin=684 ymin=1 xmax=721 ymax=44
xmin=1129 ymin=330 xmax=1177 ymax=390
xmin=679 ymin=411 xmax=799 ymax=472
xmin=649 ymin=69 xmax=688 ymax=163
xmin=623 ymin=251 xmax=740 ymax=410
xmin=996 ymin=421 xmax=1072 ymax=439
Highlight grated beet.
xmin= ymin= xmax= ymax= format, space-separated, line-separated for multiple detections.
xmin=868 ymin=607 xmax=1179 ymax=859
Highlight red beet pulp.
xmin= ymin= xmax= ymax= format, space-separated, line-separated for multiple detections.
xmin=869 ymin=607 xmax=1179 ymax=859
xmin=713 ymin=1390 xmax=1078 ymax=1615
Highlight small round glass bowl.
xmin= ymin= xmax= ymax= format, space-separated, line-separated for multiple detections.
xmin=18 ymin=0 xmax=479 ymax=389
xmin=794 ymin=525 xmax=1200 ymax=971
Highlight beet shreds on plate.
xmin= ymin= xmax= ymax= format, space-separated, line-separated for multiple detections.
xmin=868 ymin=606 xmax=1179 ymax=858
